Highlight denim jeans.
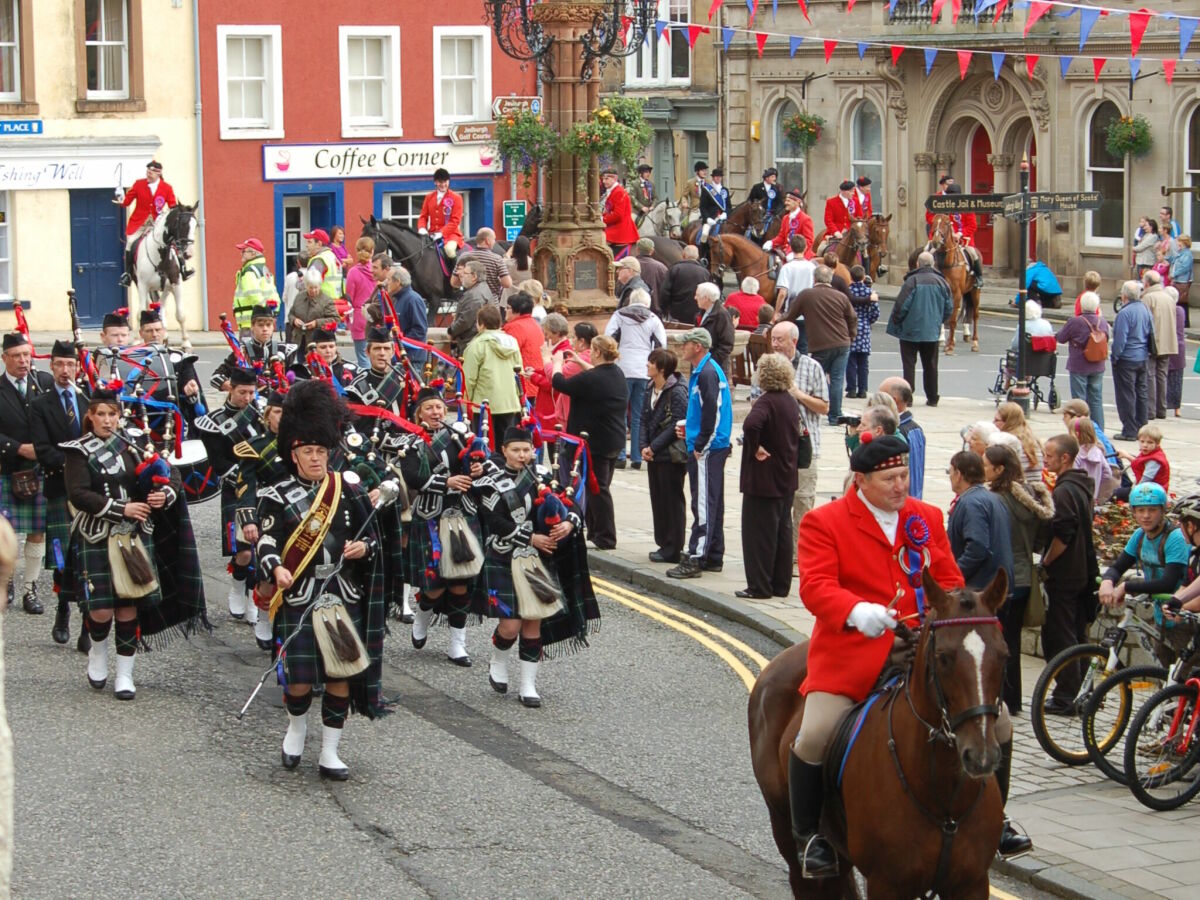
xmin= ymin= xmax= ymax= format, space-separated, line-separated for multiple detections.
xmin=1068 ymin=372 xmax=1105 ymax=432
xmin=353 ymin=339 xmax=369 ymax=369
xmin=621 ymin=377 xmax=648 ymax=461
xmin=812 ymin=346 xmax=850 ymax=423
xmin=845 ymin=351 xmax=870 ymax=396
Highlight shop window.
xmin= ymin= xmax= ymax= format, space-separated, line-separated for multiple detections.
xmin=775 ymin=100 xmax=805 ymax=198
xmin=625 ymin=0 xmax=690 ymax=87
xmin=1086 ymin=101 xmax=1124 ymax=245
xmin=339 ymin=26 xmax=402 ymax=137
xmin=432 ymin=26 xmax=491 ymax=135
xmin=74 ymin=0 xmax=142 ymax=111
xmin=217 ymin=25 xmax=283 ymax=140
xmin=850 ymin=101 xmax=883 ymax=202
xmin=0 ymin=0 xmax=19 ymax=101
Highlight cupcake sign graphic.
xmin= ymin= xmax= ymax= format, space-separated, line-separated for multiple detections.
xmin=273 ymin=149 xmax=291 ymax=173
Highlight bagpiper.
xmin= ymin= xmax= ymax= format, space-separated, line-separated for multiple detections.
xmin=254 ymin=379 xmax=386 ymax=780
xmin=295 ymin=327 xmax=357 ymax=388
xmin=211 ymin=303 xmax=295 ymax=392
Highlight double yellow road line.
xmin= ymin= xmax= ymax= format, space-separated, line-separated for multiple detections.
xmin=592 ymin=576 xmax=769 ymax=691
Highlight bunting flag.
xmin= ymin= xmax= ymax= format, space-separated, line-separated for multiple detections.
xmin=924 ymin=48 xmax=938 ymax=75
xmin=847 ymin=0 xmax=856 ymax=11
xmin=1025 ymin=54 xmax=1038 ymax=80
xmin=1129 ymin=8 xmax=1151 ymax=57
xmin=1163 ymin=58 xmax=1176 ymax=84
xmin=1078 ymin=7 xmax=1101 ymax=50
xmin=993 ymin=0 xmax=1010 ymax=25
xmin=951 ymin=0 xmax=963 ymax=25
xmin=797 ymin=0 xmax=811 ymax=24
xmin=687 ymin=25 xmax=708 ymax=49
xmin=655 ymin=20 xmax=669 ymax=42
xmin=620 ymin=15 xmax=631 ymax=41
xmin=707 ymin=0 xmax=723 ymax=21
xmin=722 ymin=26 xmax=734 ymax=52
xmin=1129 ymin=57 xmax=1141 ymax=80
xmin=931 ymin=0 xmax=948 ymax=22
xmin=888 ymin=0 xmax=900 ymax=15
xmin=891 ymin=45 xmax=904 ymax=66
xmin=990 ymin=51 xmax=1005 ymax=80
xmin=1059 ymin=56 xmax=1072 ymax=79
xmin=790 ymin=36 xmax=804 ymax=58
xmin=1092 ymin=57 xmax=1106 ymax=81
xmin=756 ymin=31 xmax=769 ymax=57
xmin=1023 ymin=1 xmax=1052 ymax=37
xmin=824 ymin=39 xmax=837 ymax=63
xmin=857 ymin=42 xmax=869 ymax=60
xmin=957 ymin=50 xmax=972 ymax=80
xmin=1181 ymin=17 xmax=1199 ymax=57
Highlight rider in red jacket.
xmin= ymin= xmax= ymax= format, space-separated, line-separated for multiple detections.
xmin=601 ymin=168 xmax=640 ymax=256
xmin=823 ymin=180 xmax=856 ymax=239
xmin=117 ymin=160 xmax=178 ymax=287
xmin=417 ymin=167 xmax=465 ymax=258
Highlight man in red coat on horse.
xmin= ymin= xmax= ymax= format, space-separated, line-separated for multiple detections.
xmin=601 ymin=167 xmax=639 ymax=259
xmin=822 ymin=180 xmax=858 ymax=241
xmin=763 ymin=189 xmax=814 ymax=260
xmin=417 ymin=167 xmax=465 ymax=259
xmin=117 ymin=160 xmax=179 ymax=287
xmin=853 ymin=175 xmax=874 ymax=219
xmin=788 ymin=433 xmax=1029 ymax=879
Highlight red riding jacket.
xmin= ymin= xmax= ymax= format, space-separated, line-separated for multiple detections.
xmin=602 ymin=184 xmax=640 ymax=246
xmin=120 ymin=178 xmax=177 ymax=235
xmin=824 ymin=194 xmax=854 ymax=236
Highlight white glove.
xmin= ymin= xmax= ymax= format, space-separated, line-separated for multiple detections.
xmin=417 ymin=227 xmax=428 ymax=236
xmin=718 ymin=213 xmax=727 ymax=222
xmin=431 ymin=232 xmax=442 ymax=241
xmin=705 ymin=218 xmax=715 ymax=226
xmin=846 ymin=602 xmax=897 ymax=638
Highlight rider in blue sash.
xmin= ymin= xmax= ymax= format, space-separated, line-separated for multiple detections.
xmin=697 ymin=167 xmax=730 ymax=266
xmin=747 ymin=168 xmax=783 ymax=239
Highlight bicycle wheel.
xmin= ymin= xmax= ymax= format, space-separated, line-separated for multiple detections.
xmin=1031 ymin=644 xmax=1117 ymax=766
xmin=1082 ymin=664 xmax=1168 ymax=785
xmin=1124 ymin=682 xmax=1200 ymax=811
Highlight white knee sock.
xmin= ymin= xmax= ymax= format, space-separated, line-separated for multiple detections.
xmin=23 ymin=539 xmax=43 ymax=588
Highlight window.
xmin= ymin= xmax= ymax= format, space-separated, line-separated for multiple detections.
xmin=0 ymin=1 xmax=18 ymax=100
xmin=850 ymin=102 xmax=883 ymax=203
xmin=775 ymin=100 xmax=805 ymax=197
xmin=84 ymin=0 xmax=128 ymax=99
xmin=381 ymin=191 xmax=471 ymax=238
xmin=339 ymin=27 xmax=402 ymax=137
xmin=217 ymin=25 xmax=283 ymax=139
xmin=687 ymin=131 xmax=709 ymax=174
xmin=432 ymin=26 xmax=491 ymax=134
xmin=1187 ymin=107 xmax=1200 ymax=238
xmin=625 ymin=0 xmax=690 ymax=86
xmin=1086 ymin=101 xmax=1124 ymax=244
xmin=0 ymin=192 xmax=10 ymax=301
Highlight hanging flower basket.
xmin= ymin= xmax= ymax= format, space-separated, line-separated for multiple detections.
xmin=782 ymin=111 xmax=826 ymax=153
xmin=562 ymin=99 xmax=653 ymax=177
xmin=492 ymin=110 xmax=560 ymax=186
xmin=1105 ymin=114 xmax=1153 ymax=159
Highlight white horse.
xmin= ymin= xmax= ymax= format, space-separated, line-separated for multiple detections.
xmin=129 ymin=203 xmax=197 ymax=349
xmin=637 ymin=199 xmax=684 ymax=239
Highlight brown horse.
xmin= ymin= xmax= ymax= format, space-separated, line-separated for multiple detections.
xmin=813 ymin=218 xmax=870 ymax=274
xmin=927 ymin=214 xmax=980 ymax=354
xmin=706 ymin=233 xmax=776 ymax=304
xmin=865 ymin=214 xmax=892 ymax=281
xmin=748 ymin=570 xmax=1007 ymax=899
xmin=681 ymin=198 xmax=765 ymax=246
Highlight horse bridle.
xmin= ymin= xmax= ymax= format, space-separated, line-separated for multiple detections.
xmin=918 ymin=615 xmax=1004 ymax=744
xmin=164 ymin=207 xmax=194 ymax=262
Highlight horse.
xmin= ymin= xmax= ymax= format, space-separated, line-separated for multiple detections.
xmin=927 ymin=214 xmax=980 ymax=354
xmin=865 ymin=214 xmax=892 ymax=282
xmin=749 ymin=569 xmax=1008 ymax=899
xmin=637 ymin=199 xmax=684 ymax=239
xmin=681 ymin=198 xmax=766 ymax=246
xmin=706 ymin=233 xmax=776 ymax=304
xmin=359 ymin=215 xmax=454 ymax=324
xmin=130 ymin=203 xmax=197 ymax=349
xmin=494 ymin=204 xmax=543 ymax=252
xmin=642 ymin=235 xmax=687 ymax=268
xmin=812 ymin=219 xmax=870 ymax=275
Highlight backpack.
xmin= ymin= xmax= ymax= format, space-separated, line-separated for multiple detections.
xmin=1083 ymin=317 xmax=1109 ymax=363
xmin=1133 ymin=526 xmax=1181 ymax=579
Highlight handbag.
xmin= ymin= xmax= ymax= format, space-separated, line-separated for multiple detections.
xmin=797 ymin=430 xmax=813 ymax=470
xmin=1083 ymin=318 xmax=1109 ymax=363
xmin=108 ymin=526 xmax=159 ymax=599
xmin=658 ymin=392 xmax=688 ymax=464
xmin=10 ymin=468 xmax=40 ymax=500
xmin=511 ymin=547 xmax=565 ymax=621
xmin=1023 ymin=572 xmax=1046 ymax=628
xmin=438 ymin=509 xmax=484 ymax=580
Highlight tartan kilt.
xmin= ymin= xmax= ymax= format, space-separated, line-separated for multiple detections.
xmin=219 ymin=482 xmax=240 ymax=556
xmin=273 ymin=596 xmax=367 ymax=688
xmin=42 ymin=496 xmax=72 ymax=571
xmin=405 ymin=514 xmax=484 ymax=596
xmin=71 ymin=530 xmax=162 ymax=613
xmin=0 ymin=473 xmax=46 ymax=533
xmin=479 ymin=548 xmax=518 ymax=619
xmin=378 ymin=506 xmax=408 ymax=599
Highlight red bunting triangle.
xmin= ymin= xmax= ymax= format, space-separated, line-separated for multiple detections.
xmin=1093 ymin=57 xmax=1106 ymax=82
xmin=687 ymin=24 xmax=708 ymax=49
xmin=797 ymin=0 xmax=811 ymax=25
xmin=824 ymin=40 xmax=837 ymax=64
xmin=1129 ymin=8 xmax=1151 ymax=57
xmin=891 ymin=45 xmax=904 ymax=67
xmin=847 ymin=0 xmax=856 ymax=11
xmin=620 ymin=15 xmax=631 ymax=40
xmin=1023 ymin=1 xmax=1052 ymax=37
xmin=1163 ymin=59 xmax=1176 ymax=85
xmin=755 ymin=32 xmax=768 ymax=57
xmin=1025 ymin=55 xmax=1038 ymax=81
xmin=957 ymin=50 xmax=972 ymax=80
xmin=707 ymin=0 xmax=724 ymax=22
xmin=931 ymin=0 xmax=948 ymax=23
xmin=992 ymin=0 xmax=1009 ymax=24
xmin=951 ymin=0 xmax=962 ymax=25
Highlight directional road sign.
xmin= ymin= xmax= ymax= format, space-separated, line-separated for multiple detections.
xmin=924 ymin=193 xmax=1008 ymax=215
xmin=449 ymin=121 xmax=497 ymax=144
xmin=492 ymin=96 xmax=542 ymax=119
xmin=1002 ymin=191 xmax=1103 ymax=217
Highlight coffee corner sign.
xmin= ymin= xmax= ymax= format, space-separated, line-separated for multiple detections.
xmin=262 ymin=141 xmax=502 ymax=181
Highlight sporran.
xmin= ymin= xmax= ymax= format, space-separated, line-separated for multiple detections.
xmin=108 ymin=526 xmax=159 ymax=599
xmin=438 ymin=508 xmax=483 ymax=580
xmin=511 ymin=547 xmax=564 ymax=621
xmin=311 ymin=596 xmax=370 ymax=679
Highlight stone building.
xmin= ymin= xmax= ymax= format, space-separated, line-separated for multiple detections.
xmin=720 ymin=0 xmax=1198 ymax=293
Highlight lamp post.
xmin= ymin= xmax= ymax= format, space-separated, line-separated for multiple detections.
xmin=487 ymin=0 xmax=658 ymax=307
xmin=1011 ymin=154 xmax=1032 ymax=414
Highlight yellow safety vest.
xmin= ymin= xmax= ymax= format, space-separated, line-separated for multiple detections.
xmin=232 ymin=256 xmax=280 ymax=329
xmin=310 ymin=248 xmax=343 ymax=303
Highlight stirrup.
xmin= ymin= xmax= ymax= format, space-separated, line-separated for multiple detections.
xmin=997 ymin=819 xmax=1033 ymax=860
xmin=799 ymin=834 xmax=839 ymax=879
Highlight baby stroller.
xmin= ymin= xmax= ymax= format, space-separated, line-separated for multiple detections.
xmin=990 ymin=334 xmax=1060 ymax=411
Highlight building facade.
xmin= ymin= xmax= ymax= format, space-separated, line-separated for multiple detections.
xmin=197 ymin=3 xmax=535 ymax=329
xmin=0 ymin=0 xmax=200 ymax=329
xmin=721 ymin=1 xmax=1199 ymax=292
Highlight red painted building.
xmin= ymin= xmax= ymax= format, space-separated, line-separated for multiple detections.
xmin=196 ymin=3 xmax=535 ymax=328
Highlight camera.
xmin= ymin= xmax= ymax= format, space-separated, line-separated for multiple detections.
xmin=835 ymin=414 xmax=862 ymax=427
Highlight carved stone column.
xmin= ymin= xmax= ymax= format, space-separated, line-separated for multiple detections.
xmin=987 ymin=153 xmax=1015 ymax=271
xmin=914 ymin=152 xmax=937 ymax=231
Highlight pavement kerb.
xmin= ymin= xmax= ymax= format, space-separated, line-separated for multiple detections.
xmin=993 ymin=855 xmax=1167 ymax=900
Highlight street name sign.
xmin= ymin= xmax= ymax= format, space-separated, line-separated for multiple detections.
xmin=492 ymin=96 xmax=541 ymax=118
xmin=924 ymin=193 xmax=1007 ymax=214
xmin=449 ymin=122 xmax=497 ymax=144
xmin=0 ymin=119 xmax=43 ymax=136
xmin=1002 ymin=191 xmax=1103 ymax=216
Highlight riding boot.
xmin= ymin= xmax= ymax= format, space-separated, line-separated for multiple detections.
xmin=973 ymin=257 xmax=985 ymax=288
xmin=995 ymin=740 xmax=1033 ymax=859
xmin=119 ymin=249 xmax=134 ymax=288
xmin=788 ymin=753 xmax=839 ymax=878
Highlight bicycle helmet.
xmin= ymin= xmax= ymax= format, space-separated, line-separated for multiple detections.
xmin=1129 ymin=482 xmax=1168 ymax=508
xmin=1173 ymin=493 xmax=1200 ymax=523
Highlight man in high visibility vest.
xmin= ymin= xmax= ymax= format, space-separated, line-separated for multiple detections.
xmin=303 ymin=229 xmax=344 ymax=310
xmin=232 ymin=238 xmax=281 ymax=336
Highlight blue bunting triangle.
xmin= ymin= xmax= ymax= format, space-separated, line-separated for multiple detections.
xmin=991 ymin=51 xmax=1005 ymax=80
xmin=857 ymin=42 xmax=868 ymax=60
xmin=1078 ymin=7 xmax=1101 ymax=50
xmin=1059 ymin=56 xmax=1072 ymax=79
xmin=924 ymin=48 xmax=938 ymax=75
xmin=1129 ymin=58 xmax=1141 ymax=81
xmin=722 ymin=26 xmax=734 ymax=52
xmin=655 ymin=20 xmax=668 ymax=41
xmin=1181 ymin=17 xmax=1199 ymax=57
xmin=790 ymin=36 xmax=803 ymax=58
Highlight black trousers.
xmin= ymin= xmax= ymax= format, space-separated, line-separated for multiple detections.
xmin=647 ymin=460 xmax=686 ymax=562
xmin=586 ymin=453 xmax=617 ymax=549
xmin=999 ymin=586 xmax=1030 ymax=713
xmin=1042 ymin=585 xmax=1092 ymax=702
xmin=686 ymin=446 xmax=730 ymax=565
xmin=741 ymin=493 xmax=794 ymax=597
xmin=899 ymin=339 xmax=939 ymax=404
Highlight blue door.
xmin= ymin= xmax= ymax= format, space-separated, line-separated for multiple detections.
xmin=309 ymin=194 xmax=334 ymax=236
xmin=70 ymin=189 xmax=124 ymax=324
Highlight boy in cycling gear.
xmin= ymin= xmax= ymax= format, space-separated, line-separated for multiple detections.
xmin=1099 ymin=482 xmax=1188 ymax=607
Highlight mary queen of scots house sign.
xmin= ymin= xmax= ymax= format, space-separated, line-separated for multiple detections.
xmin=263 ymin=141 xmax=503 ymax=181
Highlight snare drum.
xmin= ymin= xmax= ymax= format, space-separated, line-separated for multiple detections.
xmin=169 ymin=439 xmax=219 ymax=504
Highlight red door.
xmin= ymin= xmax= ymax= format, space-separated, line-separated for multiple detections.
xmin=969 ymin=125 xmax=994 ymax=264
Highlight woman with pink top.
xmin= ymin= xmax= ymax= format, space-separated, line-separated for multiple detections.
xmin=343 ymin=236 xmax=377 ymax=368
xmin=329 ymin=225 xmax=351 ymax=269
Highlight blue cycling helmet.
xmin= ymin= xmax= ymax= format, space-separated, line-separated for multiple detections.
xmin=1129 ymin=482 xmax=1168 ymax=508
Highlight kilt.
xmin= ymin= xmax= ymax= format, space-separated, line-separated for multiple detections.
xmin=378 ymin=506 xmax=408 ymax=601
xmin=0 ymin=473 xmax=46 ymax=533
xmin=42 ymin=496 xmax=72 ymax=571
xmin=220 ymin=482 xmax=240 ymax=556
xmin=273 ymin=596 xmax=367 ymax=688
xmin=405 ymin=514 xmax=483 ymax=596
xmin=479 ymin=549 xmax=519 ymax=619
xmin=540 ymin=533 xmax=602 ymax=656
xmin=71 ymin=530 xmax=162 ymax=613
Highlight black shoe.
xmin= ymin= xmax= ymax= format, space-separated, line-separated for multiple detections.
xmin=788 ymin=754 xmax=839 ymax=879
xmin=925 ymin=399 xmax=939 ymax=407
xmin=52 ymin=599 xmax=71 ymax=644
xmin=281 ymin=751 xmax=301 ymax=770
xmin=519 ymin=694 xmax=542 ymax=709
xmin=489 ymin=675 xmax=508 ymax=694
xmin=630 ymin=462 xmax=641 ymax=470
xmin=118 ymin=273 xmax=132 ymax=288
xmin=448 ymin=654 xmax=473 ymax=668
xmin=1113 ymin=433 xmax=1138 ymax=442
xmin=701 ymin=561 xmax=723 ymax=573
xmin=319 ymin=764 xmax=350 ymax=781
xmin=400 ymin=613 xmax=414 ymax=624
xmin=22 ymin=586 xmax=44 ymax=615
xmin=667 ymin=559 xmax=702 ymax=579
xmin=181 ymin=266 xmax=195 ymax=281
xmin=77 ymin=628 xmax=92 ymax=654
xmin=876 ymin=265 xmax=888 ymax=276
xmin=998 ymin=819 xmax=1033 ymax=859
xmin=649 ymin=550 xmax=678 ymax=563
xmin=256 ymin=637 xmax=273 ymax=652
xmin=1042 ymin=697 xmax=1078 ymax=717
xmin=614 ymin=458 xmax=627 ymax=470
xmin=735 ymin=589 xmax=769 ymax=599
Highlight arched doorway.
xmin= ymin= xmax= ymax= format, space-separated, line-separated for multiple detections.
xmin=968 ymin=123 xmax=994 ymax=264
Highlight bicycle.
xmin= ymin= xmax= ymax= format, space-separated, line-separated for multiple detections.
xmin=1081 ymin=596 xmax=1200 ymax=784
xmin=1030 ymin=595 xmax=1167 ymax=766
xmin=1122 ymin=606 xmax=1200 ymax=811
